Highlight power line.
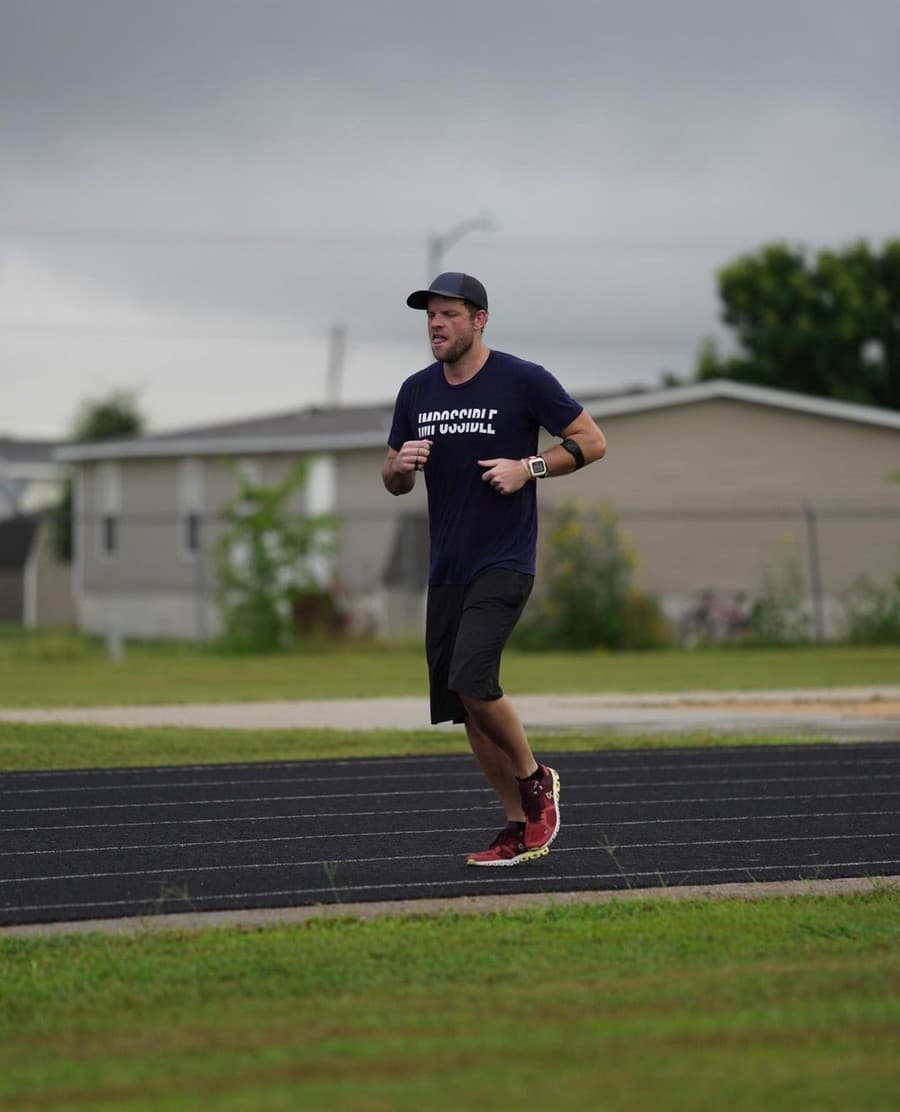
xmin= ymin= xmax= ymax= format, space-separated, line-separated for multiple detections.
xmin=1 ymin=225 xmax=758 ymax=254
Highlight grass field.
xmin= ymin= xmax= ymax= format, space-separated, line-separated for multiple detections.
xmin=0 ymin=640 xmax=897 ymax=709
xmin=2 ymin=638 xmax=897 ymax=1108
xmin=0 ymin=720 xmax=849 ymax=772
xmin=2 ymin=892 xmax=898 ymax=1110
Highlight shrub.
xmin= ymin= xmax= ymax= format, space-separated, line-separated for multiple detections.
xmin=514 ymin=502 xmax=670 ymax=651
xmin=841 ymin=574 xmax=900 ymax=644
xmin=620 ymin=588 xmax=675 ymax=651
xmin=744 ymin=551 xmax=811 ymax=645
xmin=290 ymin=587 xmax=346 ymax=639
xmin=214 ymin=461 xmax=338 ymax=653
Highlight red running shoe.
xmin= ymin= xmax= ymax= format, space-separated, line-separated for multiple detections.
xmin=519 ymin=764 xmax=561 ymax=850
xmin=466 ymin=822 xmax=551 ymax=867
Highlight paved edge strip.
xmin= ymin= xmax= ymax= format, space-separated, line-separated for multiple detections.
xmin=3 ymin=875 xmax=897 ymax=938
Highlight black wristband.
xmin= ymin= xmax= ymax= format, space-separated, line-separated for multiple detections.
xmin=560 ymin=437 xmax=585 ymax=470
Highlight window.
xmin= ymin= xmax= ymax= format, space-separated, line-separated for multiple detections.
xmin=305 ymin=455 xmax=337 ymax=587
xmin=227 ymin=459 xmax=262 ymax=572
xmin=235 ymin=458 xmax=262 ymax=491
xmin=96 ymin=462 xmax=121 ymax=559
xmin=306 ymin=455 xmax=336 ymax=516
xmin=177 ymin=459 xmax=204 ymax=558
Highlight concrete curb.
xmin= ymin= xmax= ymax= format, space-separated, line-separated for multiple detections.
xmin=3 ymin=875 xmax=896 ymax=938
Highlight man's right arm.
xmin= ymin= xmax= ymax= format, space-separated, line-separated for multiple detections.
xmin=383 ymin=438 xmax=433 ymax=495
xmin=383 ymin=447 xmax=416 ymax=496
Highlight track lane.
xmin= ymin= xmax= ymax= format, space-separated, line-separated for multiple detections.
xmin=2 ymin=742 xmax=898 ymax=926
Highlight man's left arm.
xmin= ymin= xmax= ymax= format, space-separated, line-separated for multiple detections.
xmin=540 ymin=408 xmax=606 ymax=476
xmin=478 ymin=408 xmax=606 ymax=495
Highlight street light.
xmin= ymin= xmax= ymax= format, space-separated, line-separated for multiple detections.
xmin=427 ymin=215 xmax=495 ymax=280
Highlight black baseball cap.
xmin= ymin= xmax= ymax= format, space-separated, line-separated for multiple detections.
xmin=406 ymin=272 xmax=488 ymax=312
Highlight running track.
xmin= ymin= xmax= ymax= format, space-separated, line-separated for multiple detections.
xmin=2 ymin=742 xmax=899 ymax=927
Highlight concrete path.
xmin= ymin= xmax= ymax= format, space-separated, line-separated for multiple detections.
xmin=2 ymin=686 xmax=899 ymax=740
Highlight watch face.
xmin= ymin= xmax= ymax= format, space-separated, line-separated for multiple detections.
xmin=530 ymin=456 xmax=548 ymax=477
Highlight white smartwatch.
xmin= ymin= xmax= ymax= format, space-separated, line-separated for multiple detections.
xmin=524 ymin=455 xmax=548 ymax=479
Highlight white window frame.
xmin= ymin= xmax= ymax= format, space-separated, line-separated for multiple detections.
xmin=227 ymin=458 xmax=263 ymax=572
xmin=177 ymin=458 xmax=205 ymax=561
xmin=305 ymin=454 xmax=336 ymax=517
xmin=304 ymin=454 xmax=337 ymax=587
xmin=96 ymin=461 xmax=121 ymax=561
xmin=235 ymin=458 xmax=262 ymax=491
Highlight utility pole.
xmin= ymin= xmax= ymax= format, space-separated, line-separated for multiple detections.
xmin=325 ymin=323 xmax=347 ymax=407
xmin=427 ymin=216 xmax=495 ymax=281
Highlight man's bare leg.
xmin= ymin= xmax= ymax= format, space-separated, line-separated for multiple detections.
xmin=462 ymin=693 xmax=560 ymax=865
xmin=464 ymin=716 xmax=525 ymax=820
xmin=461 ymin=694 xmax=540 ymax=819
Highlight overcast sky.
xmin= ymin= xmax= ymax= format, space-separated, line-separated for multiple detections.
xmin=3 ymin=0 xmax=899 ymax=438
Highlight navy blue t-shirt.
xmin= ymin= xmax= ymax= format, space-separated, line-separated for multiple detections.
xmin=388 ymin=350 xmax=584 ymax=585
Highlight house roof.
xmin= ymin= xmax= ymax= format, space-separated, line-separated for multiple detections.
xmin=53 ymin=380 xmax=900 ymax=463
xmin=54 ymin=402 xmax=399 ymax=462
xmin=0 ymin=438 xmax=62 ymax=463
xmin=586 ymin=380 xmax=900 ymax=428
xmin=0 ymin=438 xmax=66 ymax=479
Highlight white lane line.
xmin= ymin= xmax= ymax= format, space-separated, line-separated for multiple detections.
xmin=3 ymin=773 xmax=897 ymax=815
xmin=578 ymin=833 xmax=900 ymax=851
xmin=4 ymin=792 xmax=900 ymax=834
xmin=0 ymin=744 xmax=875 ymax=780
xmin=0 ymin=755 xmax=478 ymax=779
xmin=2 ymin=802 xmax=496 ymax=834
xmin=4 ymin=811 xmax=898 ymax=859
xmin=5 ymin=834 xmax=899 ymax=887
xmin=5 ymin=755 xmax=898 ymax=796
xmin=0 ymin=787 xmax=490 ymax=814
xmin=6 ymin=859 xmax=900 ymax=915
xmin=0 ymin=772 xmax=487 ymax=795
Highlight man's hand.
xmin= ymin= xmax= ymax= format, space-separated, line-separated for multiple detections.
xmin=383 ymin=440 xmax=432 ymax=495
xmin=393 ymin=439 xmax=433 ymax=475
xmin=478 ymin=458 xmax=530 ymax=496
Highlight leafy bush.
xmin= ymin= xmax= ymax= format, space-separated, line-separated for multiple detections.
xmin=214 ymin=461 xmax=338 ymax=653
xmin=841 ymin=574 xmax=900 ymax=644
xmin=620 ymin=588 xmax=675 ymax=651
xmin=744 ymin=551 xmax=812 ymax=645
xmin=513 ymin=502 xmax=671 ymax=651
xmin=290 ymin=587 xmax=346 ymax=639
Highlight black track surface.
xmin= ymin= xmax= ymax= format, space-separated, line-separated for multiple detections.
xmin=2 ymin=742 xmax=899 ymax=927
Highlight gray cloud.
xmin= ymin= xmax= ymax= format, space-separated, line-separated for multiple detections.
xmin=2 ymin=0 xmax=899 ymax=434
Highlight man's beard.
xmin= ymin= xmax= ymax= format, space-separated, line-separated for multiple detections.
xmin=432 ymin=331 xmax=474 ymax=365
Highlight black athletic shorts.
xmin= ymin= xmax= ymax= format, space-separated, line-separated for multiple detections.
xmin=425 ymin=567 xmax=534 ymax=725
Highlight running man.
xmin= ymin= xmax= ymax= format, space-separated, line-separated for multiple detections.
xmin=383 ymin=272 xmax=606 ymax=865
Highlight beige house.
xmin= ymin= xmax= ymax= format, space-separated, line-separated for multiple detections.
xmin=0 ymin=439 xmax=74 ymax=627
xmin=56 ymin=381 xmax=900 ymax=642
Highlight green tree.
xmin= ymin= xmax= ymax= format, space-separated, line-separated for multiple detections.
xmin=696 ymin=239 xmax=900 ymax=410
xmin=214 ymin=460 xmax=338 ymax=653
xmin=51 ymin=390 xmax=145 ymax=562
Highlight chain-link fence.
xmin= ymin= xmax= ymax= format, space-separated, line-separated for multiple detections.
xmin=69 ymin=502 xmax=900 ymax=643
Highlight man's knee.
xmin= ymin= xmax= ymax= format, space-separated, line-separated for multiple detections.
xmin=449 ymin=660 xmax=502 ymax=705
xmin=458 ymin=692 xmax=504 ymax=720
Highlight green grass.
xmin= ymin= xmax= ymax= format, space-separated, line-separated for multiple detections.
xmin=2 ymin=892 xmax=898 ymax=1110
xmin=2 ymin=635 xmax=896 ymax=1107
xmin=0 ymin=641 xmax=897 ymax=709
xmin=0 ymin=721 xmax=839 ymax=772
